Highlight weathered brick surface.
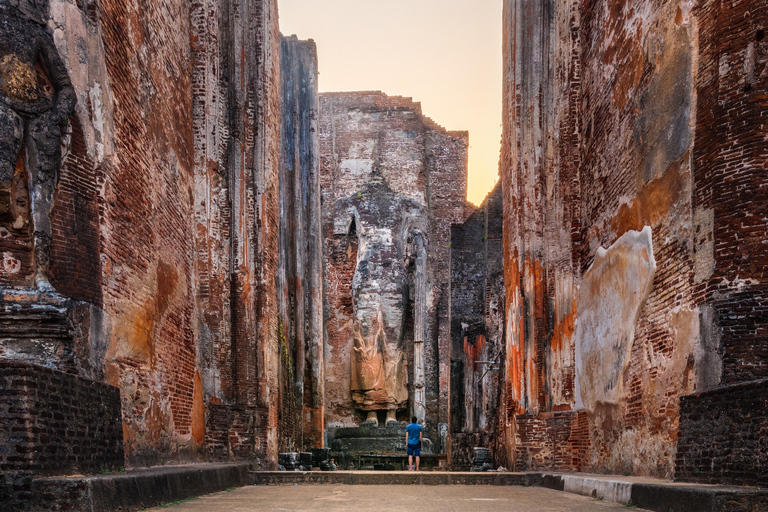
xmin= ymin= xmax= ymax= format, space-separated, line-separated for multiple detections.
xmin=0 ymin=0 xmax=282 ymax=470
xmin=693 ymin=0 xmax=768 ymax=383
xmin=0 ymin=361 xmax=123 ymax=475
xmin=500 ymin=0 xmax=768 ymax=481
xmin=449 ymin=183 xmax=506 ymax=467
xmin=514 ymin=411 xmax=589 ymax=473
xmin=676 ymin=379 xmax=768 ymax=487
xmin=319 ymin=92 xmax=467 ymax=444
xmin=277 ymin=35 xmax=324 ymax=452
xmin=190 ymin=0 xmax=281 ymax=467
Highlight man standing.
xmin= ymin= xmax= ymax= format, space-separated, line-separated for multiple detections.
xmin=405 ymin=416 xmax=422 ymax=471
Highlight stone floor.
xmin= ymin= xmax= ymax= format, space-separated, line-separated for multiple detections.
xmin=144 ymin=484 xmax=652 ymax=511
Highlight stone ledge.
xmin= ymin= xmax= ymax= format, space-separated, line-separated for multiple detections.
xmin=540 ymin=473 xmax=768 ymax=512
xmin=250 ymin=470 xmax=540 ymax=486
xmin=28 ymin=463 xmax=250 ymax=512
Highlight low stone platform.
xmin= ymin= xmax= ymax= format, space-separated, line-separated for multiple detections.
xmin=250 ymin=470 xmax=538 ymax=486
xmin=26 ymin=463 xmax=250 ymax=512
xmin=251 ymin=471 xmax=768 ymax=512
xmin=328 ymin=424 xmax=434 ymax=459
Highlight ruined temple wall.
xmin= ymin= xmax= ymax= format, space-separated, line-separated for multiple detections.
xmin=191 ymin=0 xmax=281 ymax=466
xmin=0 ymin=0 xmax=281 ymax=468
xmin=277 ymin=35 xmax=324 ymax=451
xmin=500 ymin=0 xmax=752 ymax=478
xmin=319 ymin=92 xmax=467 ymax=442
xmin=449 ymin=183 xmax=505 ymax=468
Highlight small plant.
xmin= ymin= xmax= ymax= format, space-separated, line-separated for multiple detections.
xmin=623 ymin=471 xmax=630 ymax=476
xmin=99 ymin=465 xmax=110 ymax=475
xmin=119 ymin=466 xmax=125 ymax=473
xmin=694 ymin=468 xmax=702 ymax=475
xmin=357 ymin=192 xmax=362 ymax=198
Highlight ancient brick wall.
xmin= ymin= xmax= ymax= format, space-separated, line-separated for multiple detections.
xmin=676 ymin=379 xmax=768 ymax=487
xmin=499 ymin=0 xmax=766 ymax=479
xmin=319 ymin=92 xmax=467 ymax=447
xmin=449 ymin=183 xmax=506 ymax=467
xmin=0 ymin=361 xmax=123 ymax=476
xmin=693 ymin=0 xmax=768 ymax=384
xmin=277 ymin=35 xmax=324 ymax=452
xmin=190 ymin=0 xmax=281 ymax=467
xmin=514 ymin=411 xmax=589 ymax=473
xmin=0 ymin=0 xmax=282 ymax=470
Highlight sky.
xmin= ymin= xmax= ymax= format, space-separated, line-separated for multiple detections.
xmin=277 ymin=0 xmax=503 ymax=206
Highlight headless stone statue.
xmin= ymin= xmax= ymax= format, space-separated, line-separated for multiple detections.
xmin=0 ymin=0 xmax=76 ymax=291
xmin=336 ymin=174 xmax=427 ymax=426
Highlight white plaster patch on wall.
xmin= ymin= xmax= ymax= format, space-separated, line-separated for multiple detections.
xmin=694 ymin=207 xmax=714 ymax=284
xmin=574 ymin=226 xmax=656 ymax=411
xmin=720 ymin=275 xmax=760 ymax=292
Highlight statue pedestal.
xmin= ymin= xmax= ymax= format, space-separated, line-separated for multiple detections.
xmin=328 ymin=424 xmax=433 ymax=469
xmin=0 ymin=288 xmax=81 ymax=374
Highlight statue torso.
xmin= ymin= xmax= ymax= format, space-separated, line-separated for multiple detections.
xmin=0 ymin=11 xmax=52 ymax=114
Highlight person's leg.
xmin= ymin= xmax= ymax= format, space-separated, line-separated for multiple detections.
xmin=26 ymin=112 xmax=62 ymax=291
xmin=0 ymin=105 xmax=24 ymax=218
xmin=408 ymin=454 xmax=413 ymax=471
xmin=415 ymin=454 xmax=420 ymax=471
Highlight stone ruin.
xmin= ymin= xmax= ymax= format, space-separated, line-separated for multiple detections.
xmin=1 ymin=0 xmax=767 ymax=509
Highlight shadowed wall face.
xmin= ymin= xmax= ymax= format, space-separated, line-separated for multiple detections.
xmin=277 ymin=34 xmax=324 ymax=451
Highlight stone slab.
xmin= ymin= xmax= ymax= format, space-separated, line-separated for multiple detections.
xmin=28 ymin=463 xmax=250 ymax=512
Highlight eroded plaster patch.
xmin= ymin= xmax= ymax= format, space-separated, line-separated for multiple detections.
xmin=575 ymin=226 xmax=656 ymax=411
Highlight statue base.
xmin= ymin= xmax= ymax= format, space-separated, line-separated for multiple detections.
xmin=328 ymin=424 xmax=433 ymax=469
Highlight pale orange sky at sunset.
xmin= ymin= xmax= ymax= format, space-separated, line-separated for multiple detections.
xmin=278 ymin=0 xmax=503 ymax=205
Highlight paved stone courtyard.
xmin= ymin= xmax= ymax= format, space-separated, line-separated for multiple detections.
xmin=146 ymin=484 xmax=650 ymax=511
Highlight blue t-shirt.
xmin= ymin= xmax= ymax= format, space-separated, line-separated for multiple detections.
xmin=406 ymin=423 xmax=422 ymax=446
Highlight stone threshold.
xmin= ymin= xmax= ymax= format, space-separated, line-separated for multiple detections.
xmin=251 ymin=470 xmax=768 ymax=512
xmin=27 ymin=462 xmax=250 ymax=512
xmin=540 ymin=472 xmax=767 ymax=511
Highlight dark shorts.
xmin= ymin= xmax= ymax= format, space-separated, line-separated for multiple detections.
xmin=407 ymin=444 xmax=421 ymax=457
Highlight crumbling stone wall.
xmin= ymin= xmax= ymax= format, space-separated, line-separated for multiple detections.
xmin=277 ymin=34 xmax=324 ymax=452
xmin=500 ymin=0 xmax=768 ymax=480
xmin=319 ymin=92 xmax=467 ymax=447
xmin=0 ymin=361 xmax=123 ymax=475
xmin=449 ymin=183 xmax=506 ymax=468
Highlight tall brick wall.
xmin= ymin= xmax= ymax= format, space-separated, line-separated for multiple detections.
xmin=693 ymin=0 xmax=768 ymax=384
xmin=500 ymin=0 xmax=768 ymax=480
xmin=190 ymin=0 xmax=281 ymax=467
xmin=319 ymin=92 xmax=467 ymax=447
xmin=449 ymin=183 xmax=506 ymax=468
xmin=1 ymin=0 xmax=282 ymax=470
xmin=277 ymin=35 xmax=324 ymax=451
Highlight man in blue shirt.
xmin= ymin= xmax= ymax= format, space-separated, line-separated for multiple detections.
xmin=405 ymin=416 xmax=422 ymax=471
